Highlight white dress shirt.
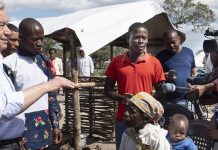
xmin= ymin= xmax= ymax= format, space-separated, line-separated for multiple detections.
xmin=3 ymin=53 xmax=48 ymax=113
xmin=0 ymin=54 xmax=25 ymax=140
xmin=77 ymin=55 xmax=94 ymax=76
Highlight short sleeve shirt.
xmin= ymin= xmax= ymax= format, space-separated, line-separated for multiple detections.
xmin=105 ymin=52 xmax=165 ymax=120
xmin=156 ymin=47 xmax=196 ymax=101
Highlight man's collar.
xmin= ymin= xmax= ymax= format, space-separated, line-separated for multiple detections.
xmin=178 ymin=45 xmax=182 ymax=53
xmin=78 ymin=55 xmax=87 ymax=58
xmin=18 ymin=49 xmax=37 ymax=58
xmin=18 ymin=50 xmax=39 ymax=62
xmin=167 ymin=46 xmax=183 ymax=54
xmin=122 ymin=51 xmax=149 ymax=63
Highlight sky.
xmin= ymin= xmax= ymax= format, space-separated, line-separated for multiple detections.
xmin=2 ymin=0 xmax=218 ymax=58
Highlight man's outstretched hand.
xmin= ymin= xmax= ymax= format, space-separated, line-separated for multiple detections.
xmin=46 ymin=77 xmax=77 ymax=92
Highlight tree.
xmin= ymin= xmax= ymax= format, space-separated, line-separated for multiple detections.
xmin=162 ymin=0 xmax=215 ymax=31
xmin=43 ymin=37 xmax=63 ymax=58
xmin=90 ymin=46 xmax=127 ymax=68
xmin=43 ymin=37 xmax=57 ymax=53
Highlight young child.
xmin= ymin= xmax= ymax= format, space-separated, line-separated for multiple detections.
xmin=119 ymin=92 xmax=171 ymax=150
xmin=167 ymin=114 xmax=197 ymax=150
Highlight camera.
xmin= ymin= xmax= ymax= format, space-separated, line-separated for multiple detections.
xmin=204 ymin=28 xmax=218 ymax=37
xmin=203 ymin=28 xmax=218 ymax=53
xmin=187 ymin=70 xmax=218 ymax=85
xmin=186 ymin=76 xmax=205 ymax=85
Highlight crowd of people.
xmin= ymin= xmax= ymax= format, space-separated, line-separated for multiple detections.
xmin=1 ymin=1 xmax=218 ymax=150
xmin=104 ymin=22 xmax=198 ymax=150
xmin=0 ymin=3 xmax=77 ymax=150
xmin=65 ymin=47 xmax=94 ymax=78
xmin=0 ymin=2 xmax=93 ymax=149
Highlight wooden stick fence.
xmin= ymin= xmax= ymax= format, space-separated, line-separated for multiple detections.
xmin=63 ymin=76 xmax=116 ymax=142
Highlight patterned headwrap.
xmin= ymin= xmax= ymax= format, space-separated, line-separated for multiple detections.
xmin=129 ymin=92 xmax=164 ymax=123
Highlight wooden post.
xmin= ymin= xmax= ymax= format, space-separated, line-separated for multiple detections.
xmin=63 ymin=43 xmax=70 ymax=131
xmin=110 ymin=45 xmax=114 ymax=60
xmin=88 ymin=77 xmax=93 ymax=137
xmin=62 ymin=43 xmax=67 ymax=78
xmin=69 ymin=33 xmax=81 ymax=150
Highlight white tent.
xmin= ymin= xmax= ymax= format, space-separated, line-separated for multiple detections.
xmin=11 ymin=0 xmax=182 ymax=55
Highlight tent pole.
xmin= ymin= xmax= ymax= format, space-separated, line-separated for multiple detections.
xmin=62 ymin=43 xmax=67 ymax=78
xmin=63 ymin=43 xmax=70 ymax=131
xmin=69 ymin=34 xmax=81 ymax=150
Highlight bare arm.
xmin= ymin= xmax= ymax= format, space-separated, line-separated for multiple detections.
xmin=153 ymin=80 xmax=165 ymax=92
xmin=21 ymin=77 xmax=75 ymax=113
xmin=189 ymin=82 xmax=216 ymax=97
xmin=104 ymin=77 xmax=126 ymax=102
xmin=189 ymin=80 xmax=218 ymax=105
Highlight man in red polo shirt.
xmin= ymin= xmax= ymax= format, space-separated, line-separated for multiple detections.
xmin=104 ymin=22 xmax=165 ymax=150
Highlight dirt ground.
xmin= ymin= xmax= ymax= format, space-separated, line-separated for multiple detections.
xmin=57 ymin=94 xmax=116 ymax=150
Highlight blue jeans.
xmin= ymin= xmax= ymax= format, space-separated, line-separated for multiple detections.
xmin=115 ymin=121 xmax=127 ymax=150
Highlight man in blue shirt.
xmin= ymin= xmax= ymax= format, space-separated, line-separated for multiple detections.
xmin=156 ymin=29 xmax=196 ymax=110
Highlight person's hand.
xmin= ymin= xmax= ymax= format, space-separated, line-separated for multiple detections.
xmin=165 ymin=70 xmax=176 ymax=81
xmin=188 ymin=84 xmax=207 ymax=97
xmin=46 ymin=77 xmax=76 ymax=92
xmin=53 ymin=128 xmax=63 ymax=144
xmin=189 ymin=82 xmax=216 ymax=97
